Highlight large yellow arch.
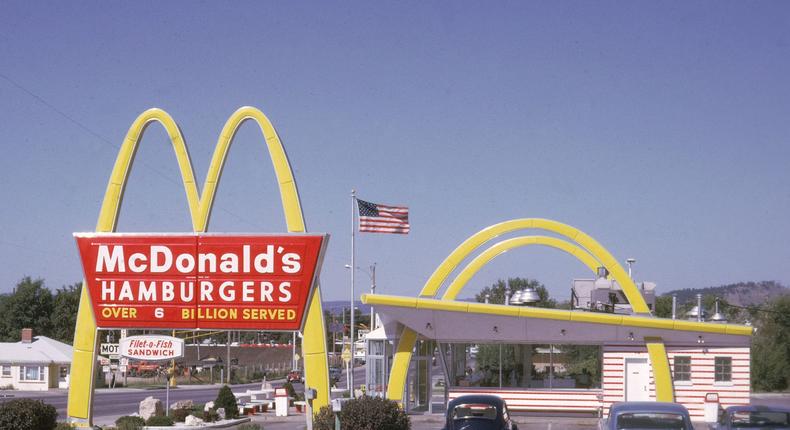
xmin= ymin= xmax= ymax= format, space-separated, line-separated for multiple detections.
xmin=442 ymin=235 xmax=604 ymax=301
xmin=385 ymin=219 xmax=672 ymax=403
xmin=68 ymin=107 xmax=330 ymax=424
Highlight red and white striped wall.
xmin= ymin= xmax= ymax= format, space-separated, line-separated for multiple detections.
xmin=602 ymin=344 xmax=750 ymax=420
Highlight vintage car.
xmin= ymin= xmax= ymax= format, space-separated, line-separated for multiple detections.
xmin=442 ymin=394 xmax=519 ymax=430
xmin=599 ymin=402 xmax=694 ymax=430
xmin=286 ymin=370 xmax=303 ymax=383
xmin=715 ymin=405 xmax=790 ymax=430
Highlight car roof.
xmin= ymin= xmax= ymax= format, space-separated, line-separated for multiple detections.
xmin=725 ymin=405 xmax=790 ymax=414
xmin=610 ymin=402 xmax=690 ymax=415
xmin=448 ymin=395 xmax=505 ymax=410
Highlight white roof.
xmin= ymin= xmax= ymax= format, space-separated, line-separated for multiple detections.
xmin=0 ymin=336 xmax=72 ymax=364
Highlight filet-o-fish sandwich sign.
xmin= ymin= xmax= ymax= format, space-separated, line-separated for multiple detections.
xmin=120 ymin=335 xmax=184 ymax=361
xmin=74 ymin=233 xmax=328 ymax=331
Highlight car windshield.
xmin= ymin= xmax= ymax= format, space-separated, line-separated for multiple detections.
xmin=731 ymin=411 xmax=790 ymax=427
xmin=616 ymin=412 xmax=687 ymax=429
xmin=453 ymin=403 xmax=497 ymax=420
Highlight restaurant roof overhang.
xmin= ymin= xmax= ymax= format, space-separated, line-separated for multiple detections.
xmin=362 ymin=294 xmax=753 ymax=347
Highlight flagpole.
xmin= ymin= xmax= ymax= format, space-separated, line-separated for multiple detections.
xmin=350 ymin=189 xmax=357 ymax=397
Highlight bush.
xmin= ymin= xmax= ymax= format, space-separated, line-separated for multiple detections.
xmin=313 ymin=405 xmax=337 ymax=430
xmin=315 ymin=396 xmax=409 ymax=430
xmin=282 ymin=381 xmax=297 ymax=398
xmin=237 ymin=424 xmax=261 ymax=430
xmin=214 ymin=384 xmax=239 ymax=419
xmin=202 ymin=409 xmax=219 ymax=422
xmin=0 ymin=398 xmax=58 ymax=430
xmin=145 ymin=415 xmax=174 ymax=426
xmin=55 ymin=423 xmax=74 ymax=430
xmin=115 ymin=415 xmax=146 ymax=430
xmin=171 ymin=408 xmax=191 ymax=422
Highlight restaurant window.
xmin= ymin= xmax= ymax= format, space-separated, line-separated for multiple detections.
xmin=715 ymin=357 xmax=732 ymax=382
xmin=449 ymin=343 xmax=600 ymax=389
xmin=673 ymin=356 xmax=691 ymax=381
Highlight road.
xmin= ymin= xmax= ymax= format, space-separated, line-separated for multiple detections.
xmin=3 ymin=373 xmax=786 ymax=429
xmin=1 ymin=365 xmax=367 ymax=426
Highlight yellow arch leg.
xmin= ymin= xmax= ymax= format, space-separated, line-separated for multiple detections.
xmin=68 ymin=107 xmax=330 ymax=425
xmin=645 ymin=337 xmax=675 ymax=402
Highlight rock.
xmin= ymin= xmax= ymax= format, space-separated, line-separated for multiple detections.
xmin=185 ymin=415 xmax=204 ymax=426
xmin=217 ymin=407 xmax=226 ymax=420
xmin=204 ymin=401 xmax=215 ymax=412
xmin=139 ymin=396 xmax=164 ymax=420
xmin=170 ymin=399 xmax=194 ymax=410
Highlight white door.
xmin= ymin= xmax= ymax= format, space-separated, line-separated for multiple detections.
xmin=625 ymin=358 xmax=650 ymax=401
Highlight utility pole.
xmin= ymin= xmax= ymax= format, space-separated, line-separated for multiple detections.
xmin=369 ymin=263 xmax=377 ymax=329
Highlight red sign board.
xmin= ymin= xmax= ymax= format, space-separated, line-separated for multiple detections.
xmin=74 ymin=233 xmax=328 ymax=331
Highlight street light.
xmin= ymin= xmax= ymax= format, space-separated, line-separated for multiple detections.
xmin=345 ymin=264 xmax=377 ymax=329
xmin=626 ymin=258 xmax=636 ymax=278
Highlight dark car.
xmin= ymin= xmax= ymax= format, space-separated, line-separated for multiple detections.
xmin=599 ymin=402 xmax=694 ymax=430
xmin=443 ymin=394 xmax=519 ymax=430
xmin=715 ymin=405 xmax=790 ymax=430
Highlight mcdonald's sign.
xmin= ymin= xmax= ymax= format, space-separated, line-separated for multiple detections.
xmin=67 ymin=107 xmax=331 ymax=425
xmin=74 ymin=233 xmax=328 ymax=330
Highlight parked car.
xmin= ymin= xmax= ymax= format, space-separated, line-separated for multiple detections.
xmin=286 ymin=370 xmax=303 ymax=383
xmin=715 ymin=405 xmax=790 ymax=430
xmin=599 ymin=402 xmax=693 ymax=430
xmin=442 ymin=394 xmax=518 ymax=430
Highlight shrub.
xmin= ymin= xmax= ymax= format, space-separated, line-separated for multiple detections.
xmin=145 ymin=415 xmax=174 ymax=426
xmin=55 ymin=423 xmax=74 ymax=430
xmin=171 ymin=408 xmax=191 ymax=422
xmin=214 ymin=384 xmax=239 ymax=419
xmin=318 ymin=396 xmax=409 ymax=430
xmin=0 ymin=398 xmax=58 ymax=430
xmin=202 ymin=409 xmax=219 ymax=422
xmin=282 ymin=381 xmax=297 ymax=398
xmin=237 ymin=424 xmax=261 ymax=430
xmin=313 ymin=405 xmax=337 ymax=430
xmin=115 ymin=415 xmax=146 ymax=430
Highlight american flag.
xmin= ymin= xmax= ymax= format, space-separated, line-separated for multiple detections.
xmin=357 ymin=199 xmax=410 ymax=234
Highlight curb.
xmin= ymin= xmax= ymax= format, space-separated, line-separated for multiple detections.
xmin=144 ymin=417 xmax=250 ymax=429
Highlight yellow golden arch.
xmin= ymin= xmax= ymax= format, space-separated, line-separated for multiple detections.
xmin=385 ymin=219 xmax=675 ymax=403
xmin=67 ymin=107 xmax=330 ymax=425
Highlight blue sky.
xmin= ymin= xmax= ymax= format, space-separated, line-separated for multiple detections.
xmin=1 ymin=1 xmax=788 ymax=302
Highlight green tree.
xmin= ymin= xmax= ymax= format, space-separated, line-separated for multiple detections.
xmin=0 ymin=277 xmax=53 ymax=341
xmin=751 ymin=294 xmax=790 ymax=391
xmin=50 ymin=283 xmax=82 ymax=343
xmin=654 ymin=295 xmax=673 ymax=318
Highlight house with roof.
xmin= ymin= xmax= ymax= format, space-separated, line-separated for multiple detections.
xmin=0 ymin=328 xmax=72 ymax=391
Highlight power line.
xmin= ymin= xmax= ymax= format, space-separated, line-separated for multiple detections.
xmin=0 ymin=71 xmax=259 ymax=229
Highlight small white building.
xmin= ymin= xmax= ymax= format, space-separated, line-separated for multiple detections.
xmin=0 ymin=329 xmax=72 ymax=391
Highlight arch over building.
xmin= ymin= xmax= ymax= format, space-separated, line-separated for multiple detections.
xmin=385 ymin=219 xmax=673 ymax=403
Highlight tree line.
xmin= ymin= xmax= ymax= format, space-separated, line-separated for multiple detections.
xmin=0 ymin=277 xmax=81 ymax=343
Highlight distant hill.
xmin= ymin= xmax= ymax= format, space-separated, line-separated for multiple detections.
xmin=661 ymin=281 xmax=788 ymax=307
